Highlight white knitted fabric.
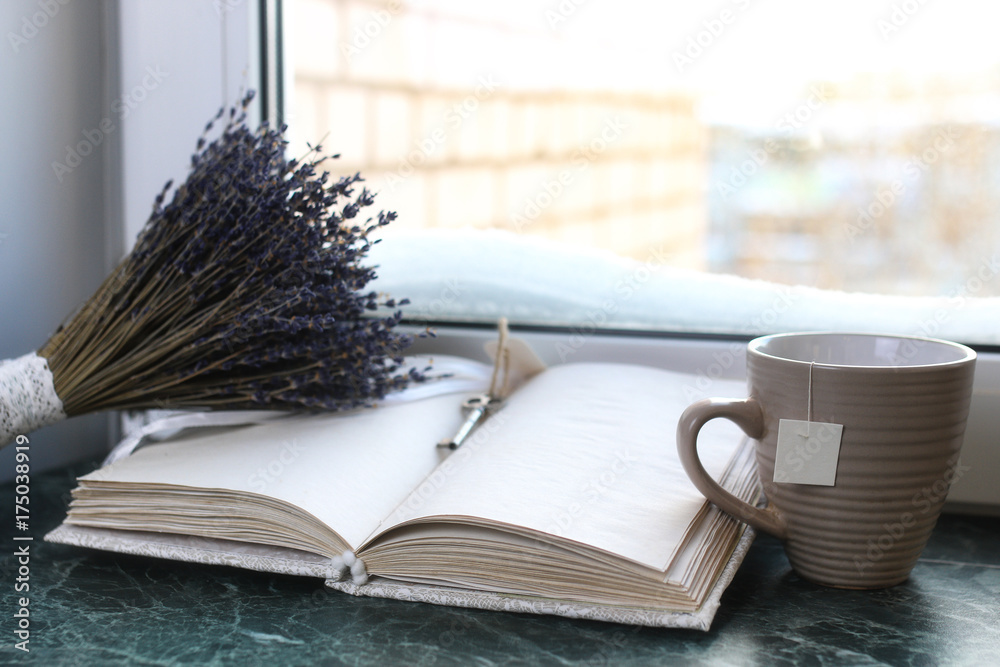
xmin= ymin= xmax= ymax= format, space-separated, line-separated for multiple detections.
xmin=0 ymin=353 xmax=66 ymax=445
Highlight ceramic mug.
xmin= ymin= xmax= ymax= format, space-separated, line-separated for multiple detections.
xmin=677 ymin=332 xmax=977 ymax=589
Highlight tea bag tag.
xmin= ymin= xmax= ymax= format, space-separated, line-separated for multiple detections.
xmin=772 ymin=361 xmax=844 ymax=486
xmin=773 ymin=419 xmax=844 ymax=485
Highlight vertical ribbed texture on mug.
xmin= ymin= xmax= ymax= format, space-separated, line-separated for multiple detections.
xmin=749 ymin=354 xmax=975 ymax=588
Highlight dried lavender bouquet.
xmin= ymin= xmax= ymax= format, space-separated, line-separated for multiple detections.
xmin=0 ymin=92 xmax=425 ymax=446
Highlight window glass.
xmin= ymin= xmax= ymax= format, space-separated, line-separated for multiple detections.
xmin=284 ymin=0 xmax=1000 ymax=343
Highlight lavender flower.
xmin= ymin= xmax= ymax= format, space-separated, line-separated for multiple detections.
xmin=40 ymin=91 xmax=427 ymax=415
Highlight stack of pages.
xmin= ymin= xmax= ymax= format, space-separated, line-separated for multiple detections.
xmin=47 ymin=362 xmax=758 ymax=629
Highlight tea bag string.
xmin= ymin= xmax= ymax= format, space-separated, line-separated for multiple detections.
xmin=806 ymin=361 xmax=815 ymax=422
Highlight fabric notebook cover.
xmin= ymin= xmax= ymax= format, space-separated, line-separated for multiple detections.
xmin=326 ymin=527 xmax=754 ymax=630
xmin=45 ymin=523 xmax=754 ymax=631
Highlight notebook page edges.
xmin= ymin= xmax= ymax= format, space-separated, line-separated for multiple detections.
xmin=71 ymin=392 xmax=469 ymax=553
xmin=366 ymin=363 xmax=747 ymax=573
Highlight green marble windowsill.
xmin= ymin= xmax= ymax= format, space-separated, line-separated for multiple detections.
xmin=1 ymin=463 xmax=998 ymax=665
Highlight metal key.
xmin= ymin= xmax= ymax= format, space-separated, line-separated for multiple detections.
xmin=437 ymin=393 xmax=501 ymax=450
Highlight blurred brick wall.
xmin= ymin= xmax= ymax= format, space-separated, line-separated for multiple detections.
xmin=288 ymin=0 xmax=709 ymax=269
xmin=708 ymin=72 xmax=1000 ymax=296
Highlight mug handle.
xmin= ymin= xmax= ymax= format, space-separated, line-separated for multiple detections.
xmin=676 ymin=398 xmax=788 ymax=540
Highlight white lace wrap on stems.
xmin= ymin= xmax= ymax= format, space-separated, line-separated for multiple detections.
xmin=0 ymin=353 xmax=66 ymax=445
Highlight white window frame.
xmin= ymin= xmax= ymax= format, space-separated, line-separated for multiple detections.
xmin=113 ymin=0 xmax=1000 ymax=512
xmin=112 ymin=0 xmax=272 ymax=246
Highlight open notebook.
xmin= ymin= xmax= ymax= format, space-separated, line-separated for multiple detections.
xmin=47 ymin=361 xmax=758 ymax=630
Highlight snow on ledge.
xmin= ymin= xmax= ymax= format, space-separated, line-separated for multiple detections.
xmin=369 ymin=228 xmax=1000 ymax=346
